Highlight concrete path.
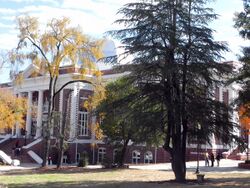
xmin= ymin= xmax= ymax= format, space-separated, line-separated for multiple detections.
xmin=0 ymin=159 xmax=248 ymax=174
xmin=130 ymin=159 xmax=250 ymax=173
xmin=0 ymin=163 xmax=39 ymax=173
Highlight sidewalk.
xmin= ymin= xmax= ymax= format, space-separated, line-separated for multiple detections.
xmin=0 ymin=163 xmax=39 ymax=173
xmin=129 ymin=159 xmax=250 ymax=173
xmin=0 ymin=159 xmax=248 ymax=174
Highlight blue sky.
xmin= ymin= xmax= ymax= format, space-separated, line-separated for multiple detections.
xmin=0 ymin=0 xmax=246 ymax=83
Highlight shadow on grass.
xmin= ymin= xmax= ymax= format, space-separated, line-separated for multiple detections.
xmin=5 ymin=177 xmax=250 ymax=188
xmin=2 ymin=167 xmax=129 ymax=176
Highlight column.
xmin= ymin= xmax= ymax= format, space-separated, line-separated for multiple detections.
xmin=15 ymin=93 xmax=21 ymax=137
xmin=70 ymin=84 xmax=78 ymax=139
xmin=211 ymin=133 xmax=216 ymax=152
xmin=91 ymin=116 xmax=96 ymax=140
xmin=59 ymin=89 xmax=64 ymax=127
xmin=35 ymin=90 xmax=43 ymax=138
xmin=219 ymin=87 xmax=223 ymax=102
xmin=25 ymin=91 xmax=33 ymax=137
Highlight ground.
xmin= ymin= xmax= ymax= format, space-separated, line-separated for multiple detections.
xmin=0 ymin=160 xmax=249 ymax=188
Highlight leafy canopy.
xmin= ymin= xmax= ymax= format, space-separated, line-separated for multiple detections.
xmin=0 ymin=89 xmax=27 ymax=130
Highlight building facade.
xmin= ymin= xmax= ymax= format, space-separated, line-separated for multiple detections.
xmin=0 ymin=61 xmax=246 ymax=165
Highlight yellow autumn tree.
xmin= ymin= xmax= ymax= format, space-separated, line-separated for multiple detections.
xmin=0 ymin=89 xmax=27 ymax=132
xmin=239 ymin=105 xmax=250 ymax=134
xmin=11 ymin=15 xmax=104 ymax=167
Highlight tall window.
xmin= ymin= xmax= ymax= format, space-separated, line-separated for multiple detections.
xmin=98 ymin=147 xmax=106 ymax=163
xmin=132 ymin=150 xmax=140 ymax=164
xmin=78 ymin=111 xmax=88 ymax=136
xmin=144 ymin=151 xmax=153 ymax=164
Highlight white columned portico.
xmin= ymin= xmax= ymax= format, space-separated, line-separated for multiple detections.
xmin=35 ymin=90 xmax=43 ymax=138
xmin=70 ymin=84 xmax=79 ymax=139
xmin=26 ymin=91 xmax=33 ymax=137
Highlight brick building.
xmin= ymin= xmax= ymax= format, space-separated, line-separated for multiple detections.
xmin=0 ymin=61 xmax=245 ymax=165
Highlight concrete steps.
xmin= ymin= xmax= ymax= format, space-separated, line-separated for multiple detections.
xmin=0 ymin=138 xmax=36 ymax=163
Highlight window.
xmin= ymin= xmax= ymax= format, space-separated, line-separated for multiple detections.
xmin=132 ymin=150 xmax=140 ymax=164
xmin=98 ymin=147 xmax=106 ymax=163
xmin=78 ymin=111 xmax=88 ymax=136
xmin=63 ymin=155 xmax=67 ymax=164
xmin=144 ymin=151 xmax=153 ymax=164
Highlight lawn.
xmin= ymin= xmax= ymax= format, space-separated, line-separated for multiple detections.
xmin=0 ymin=167 xmax=250 ymax=188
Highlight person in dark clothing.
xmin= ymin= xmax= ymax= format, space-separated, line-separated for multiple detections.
xmin=216 ymin=153 xmax=221 ymax=167
xmin=15 ymin=140 xmax=19 ymax=148
xmin=210 ymin=153 xmax=215 ymax=167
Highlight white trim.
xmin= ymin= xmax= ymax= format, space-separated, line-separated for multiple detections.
xmin=0 ymin=134 xmax=11 ymax=143
xmin=22 ymin=138 xmax=43 ymax=149
xmin=27 ymin=150 xmax=43 ymax=164
xmin=187 ymin=144 xmax=227 ymax=150
xmin=144 ymin=151 xmax=153 ymax=164
xmin=132 ymin=150 xmax=141 ymax=164
xmin=78 ymin=111 xmax=89 ymax=136
xmin=0 ymin=150 xmax=12 ymax=165
xmin=97 ymin=147 xmax=106 ymax=163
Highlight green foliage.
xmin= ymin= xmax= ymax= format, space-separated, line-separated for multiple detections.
xmin=78 ymin=152 xmax=89 ymax=167
xmin=233 ymin=0 xmax=250 ymax=111
xmin=97 ymin=77 xmax=164 ymax=146
xmin=110 ymin=0 xmax=238 ymax=182
xmin=101 ymin=157 xmax=113 ymax=169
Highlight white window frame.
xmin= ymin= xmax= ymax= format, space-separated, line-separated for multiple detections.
xmin=78 ymin=111 xmax=88 ymax=136
xmin=132 ymin=150 xmax=141 ymax=164
xmin=144 ymin=151 xmax=153 ymax=164
xmin=98 ymin=147 xmax=106 ymax=163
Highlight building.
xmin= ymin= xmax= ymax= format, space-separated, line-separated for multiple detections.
xmin=0 ymin=61 xmax=246 ymax=165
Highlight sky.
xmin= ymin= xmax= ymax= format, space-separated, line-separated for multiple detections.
xmin=0 ymin=0 xmax=246 ymax=83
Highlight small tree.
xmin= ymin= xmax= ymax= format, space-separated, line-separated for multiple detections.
xmin=97 ymin=77 xmax=164 ymax=167
xmin=11 ymin=15 xmax=104 ymax=167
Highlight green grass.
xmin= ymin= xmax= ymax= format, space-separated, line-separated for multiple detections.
xmin=0 ymin=168 xmax=250 ymax=188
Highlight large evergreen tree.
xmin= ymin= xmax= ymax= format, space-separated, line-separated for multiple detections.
xmin=110 ymin=0 xmax=238 ymax=182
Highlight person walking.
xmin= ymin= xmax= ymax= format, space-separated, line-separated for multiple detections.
xmin=204 ymin=152 xmax=209 ymax=167
xmin=216 ymin=153 xmax=221 ymax=167
xmin=210 ymin=153 xmax=215 ymax=167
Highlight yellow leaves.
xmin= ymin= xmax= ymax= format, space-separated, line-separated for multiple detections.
xmin=0 ymin=89 xmax=27 ymax=129
xmin=14 ymin=15 xmax=105 ymax=84
xmin=239 ymin=104 xmax=250 ymax=131
xmin=90 ymin=122 xmax=104 ymax=140
xmin=94 ymin=70 xmax=103 ymax=78
xmin=17 ymin=15 xmax=39 ymax=40
xmin=13 ymin=73 xmax=24 ymax=86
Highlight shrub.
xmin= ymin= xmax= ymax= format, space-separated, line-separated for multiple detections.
xmin=102 ymin=157 xmax=112 ymax=169
xmin=78 ymin=152 xmax=89 ymax=167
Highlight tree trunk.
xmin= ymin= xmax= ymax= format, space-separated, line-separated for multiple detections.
xmin=57 ymin=138 xmax=64 ymax=168
xmin=42 ymin=77 xmax=54 ymax=167
xmin=118 ymin=139 xmax=129 ymax=167
xmin=57 ymin=90 xmax=71 ymax=168
xmin=171 ymin=148 xmax=186 ymax=182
